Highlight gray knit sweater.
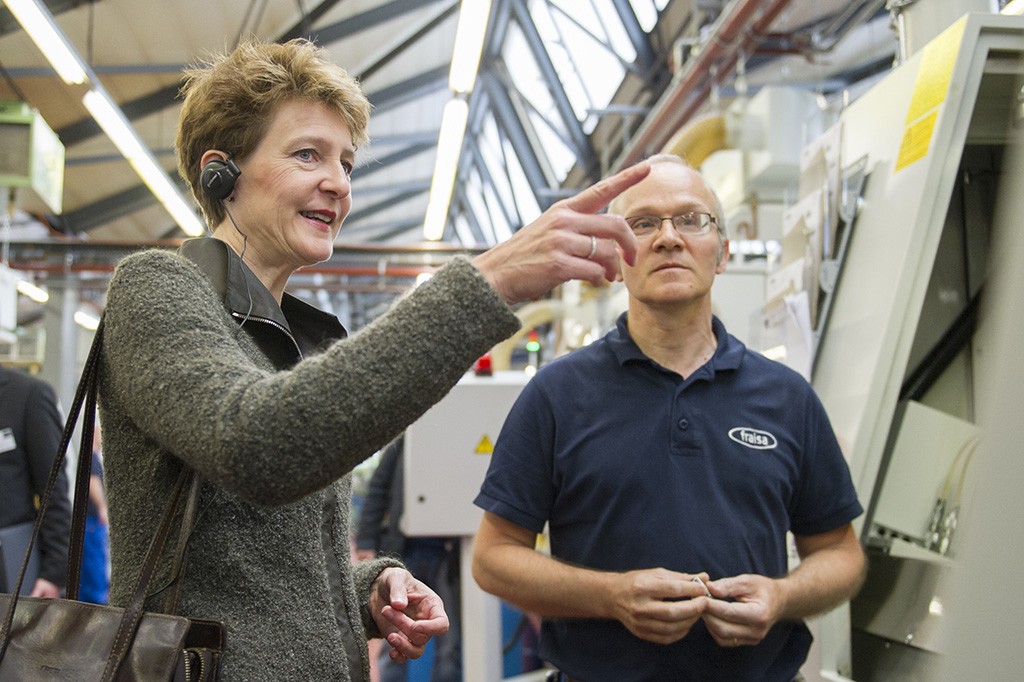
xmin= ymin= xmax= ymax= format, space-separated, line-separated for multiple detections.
xmin=98 ymin=244 xmax=519 ymax=681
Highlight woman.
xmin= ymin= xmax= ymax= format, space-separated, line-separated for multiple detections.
xmin=98 ymin=39 xmax=646 ymax=681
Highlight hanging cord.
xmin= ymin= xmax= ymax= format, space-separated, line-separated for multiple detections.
xmin=221 ymin=201 xmax=254 ymax=333
xmin=0 ymin=58 xmax=29 ymax=102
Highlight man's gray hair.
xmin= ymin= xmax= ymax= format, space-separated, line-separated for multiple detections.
xmin=608 ymin=154 xmax=729 ymax=261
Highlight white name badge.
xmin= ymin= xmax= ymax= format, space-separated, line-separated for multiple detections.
xmin=0 ymin=427 xmax=16 ymax=454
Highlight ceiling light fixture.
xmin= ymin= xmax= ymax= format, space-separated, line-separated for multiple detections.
xmin=74 ymin=310 xmax=100 ymax=330
xmin=6 ymin=0 xmax=205 ymax=237
xmin=16 ymin=279 xmax=48 ymax=303
xmin=449 ymin=0 xmax=492 ymax=94
xmin=82 ymin=90 xmax=204 ymax=237
xmin=423 ymin=97 xmax=469 ymax=241
xmin=424 ymin=0 xmax=493 ymax=241
xmin=2 ymin=0 xmax=88 ymax=85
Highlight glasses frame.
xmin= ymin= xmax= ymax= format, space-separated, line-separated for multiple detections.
xmin=625 ymin=212 xmax=718 ymax=238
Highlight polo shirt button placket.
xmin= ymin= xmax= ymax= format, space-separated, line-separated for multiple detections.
xmin=678 ymin=418 xmax=690 ymax=430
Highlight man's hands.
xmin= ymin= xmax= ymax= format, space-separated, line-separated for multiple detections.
xmin=610 ymin=568 xmax=711 ymax=644
xmin=703 ymin=574 xmax=784 ymax=647
xmin=472 ymin=162 xmax=649 ymax=305
xmin=369 ymin=567 xmax=450 ymax=663
xmin=608 ymin=570 xmax=786 ymax=648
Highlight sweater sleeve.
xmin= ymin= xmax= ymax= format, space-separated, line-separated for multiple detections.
xmin=101 ymin=251 xmax=520 ymax=506
xmin=352 ymin=556 xmax=405 ymax=639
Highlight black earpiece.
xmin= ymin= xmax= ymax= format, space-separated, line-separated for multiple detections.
xmin=200 ymin=158 xmax=241 ymax=201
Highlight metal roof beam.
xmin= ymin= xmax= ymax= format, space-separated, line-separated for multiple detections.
xmin=45 ymin=177 xmax=189 ymax=235
xmin=346 ymin=0 xmax=460 ymax=82
xmin=53 ymin=138 xmax=435 ymax=234
xmin=452 ymin=186 xmax=487 ymax=245
xmin=356 ymin=140 xmax=436 ymax=178
xmin=54 ymin=0 xmax=446 ymax=147
xmin=0 ymin=0 xmax=80 ymax=37
xmin=352 ymin=179 xmax=431 ymax=196
xmin=344 ymin=187 xmax=427 ymax=224
xmin=367 ymin=64 xmax=449 ymax=112
xmin=467 ymin=136 xmax=517 ymax=234
xmin=480 ymin=70 xmax=549 ymax=209
xmin=278 ymin=0 xmax=347 ymax=42
xmin=310 ymin=0 xmax=444 ymax=43
xmin=611 ymin=0 xmax=658 ymax=74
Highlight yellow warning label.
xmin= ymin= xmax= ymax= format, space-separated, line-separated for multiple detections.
xmin=896 ymin=16 xmax=966 ymax=173
xmin=905 ymin=16 xmax=967 ymax=127
xmin=895 ymin=111 xmax=938 ymax=172
xmin=475 ymin=435 xmax=494 ymax=454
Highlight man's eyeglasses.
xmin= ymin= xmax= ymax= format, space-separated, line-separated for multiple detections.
xmin=625 ymin=213 xmax=718 ymax=237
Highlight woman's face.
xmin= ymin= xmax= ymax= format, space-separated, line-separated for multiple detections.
xmin=228 ymin=99 xmax=355 ymax=276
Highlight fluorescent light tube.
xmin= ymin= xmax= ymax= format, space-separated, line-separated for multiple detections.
xmin=74 ymin=310 xmax=100 ymax=330
xmin=423 ymin=98 xmax=470 ymax=241
xmin=16 ymin=279 xmax=49 ymax=303
xmin=3 ymin=0 xmax=88 ymax=85
xmin=82 ymin=90 xmax=205 ymax=237
xmin=449 ymin=0 xmax=492 ymax=93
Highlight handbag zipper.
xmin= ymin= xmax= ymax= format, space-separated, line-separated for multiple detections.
xmin=183 ymin=649 xmax=204 ymax=681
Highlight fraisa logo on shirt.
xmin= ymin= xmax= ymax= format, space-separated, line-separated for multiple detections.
xmin=728 ymin=427 xmax=778 ymax=450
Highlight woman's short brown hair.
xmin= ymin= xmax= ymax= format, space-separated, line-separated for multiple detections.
xmin=175 ymin=39 xmax=371 ymax=227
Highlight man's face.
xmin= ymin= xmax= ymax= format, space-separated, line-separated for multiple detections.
xmin=616 ymin=163 xmax=728 ymax=311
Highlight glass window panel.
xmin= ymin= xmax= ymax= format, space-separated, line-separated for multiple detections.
xmin=592 ymin=0 xmax=637 ymax=59
xmin=453 ymin=213 xmax=476 ymax=247
xmin=630 ymin=0 xmax=660 ymax=32
xmin=555 ymin=15 xmax=626 ymax=130
xmin=478 ymin=117 xmax=516 ymax=214
xmin=502 ymin=136 xmax=541 ymax=225
xmin=481 ymin=173 xmax=513 ymax=242
xmin=528 ymin=109 xmax=576 ymax=179
xmin=503 ymin=24 xmax=561 ymax=135
xmin=466 ymin=169 xmax=498 ymax=245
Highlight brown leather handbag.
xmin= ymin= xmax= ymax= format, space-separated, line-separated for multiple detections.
xmin=0 ymin=320 xmax=224 ymax=681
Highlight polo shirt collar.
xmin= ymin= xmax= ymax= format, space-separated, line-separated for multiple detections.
xmin=606 ymin=311 xmax=745 ymax=373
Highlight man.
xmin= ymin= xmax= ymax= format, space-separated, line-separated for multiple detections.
xmin=0 ymin=364 xmax=71 ymax=598
xmin=471 ymin=155 xmax=865 ymax=682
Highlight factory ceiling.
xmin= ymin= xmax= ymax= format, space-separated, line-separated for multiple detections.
xmin=1 ymin=0 xmax=897 ymax=320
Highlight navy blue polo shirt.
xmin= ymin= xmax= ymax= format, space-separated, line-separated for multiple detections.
xmin=475 ymin=314 xmax=862 ymax=682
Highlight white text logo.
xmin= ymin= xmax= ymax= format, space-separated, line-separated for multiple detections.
xmin=728 ymin=427 xmax=778 ymax=450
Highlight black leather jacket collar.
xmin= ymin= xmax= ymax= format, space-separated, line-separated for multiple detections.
xmin=178 ymin=238 xmax=347 ymax=366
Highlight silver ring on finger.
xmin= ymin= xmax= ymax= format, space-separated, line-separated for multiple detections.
xmin=587 ymin=235 xmax=598 ymax=259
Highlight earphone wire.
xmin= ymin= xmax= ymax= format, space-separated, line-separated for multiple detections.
xmin=222 ymin=201 xmax=253 ymax=333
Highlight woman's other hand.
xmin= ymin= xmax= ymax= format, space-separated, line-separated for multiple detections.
xmin=369 ymin=567 xmax=450 ymax=663
xmin=472 ymin=162 xmax=650 ymax=304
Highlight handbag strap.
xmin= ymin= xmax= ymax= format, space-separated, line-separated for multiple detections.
xmin=0 ymin=318 xmax=105 ymax=661
xmin=64 ymin=319 xmax=103 ymax=599
xmin=0 ymin=318 xmax=203 ymax=674
xmin=100 ymin=468 xmax=194 ymax=682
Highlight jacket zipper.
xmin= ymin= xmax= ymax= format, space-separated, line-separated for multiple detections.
xmin=232 ymin=312 xmax=303 ymax=359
